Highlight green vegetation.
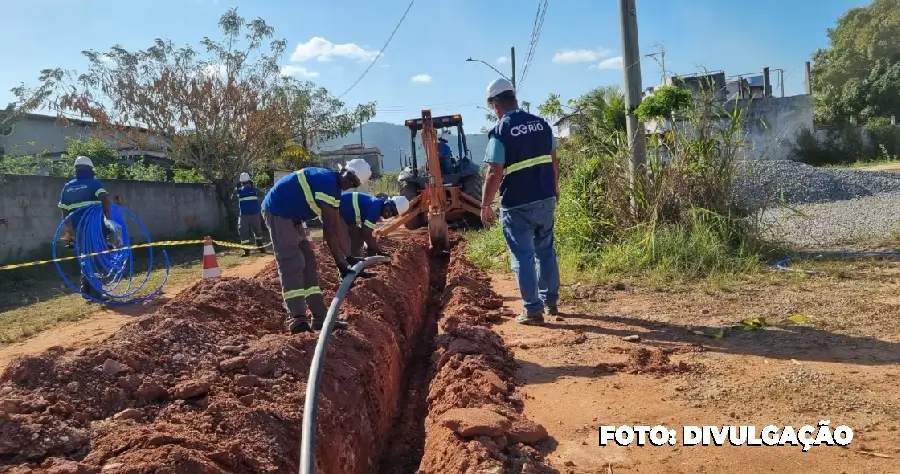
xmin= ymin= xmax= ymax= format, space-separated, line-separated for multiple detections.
xmin=810 ymin=0 xmax=899 ymax=125
xmin=793 ymin=0 xmax=900 ymax=167
xmin=469 ymin=80 xmax=775 ymax=286
xmin=370 ymin=171 xmax=400 ymax=196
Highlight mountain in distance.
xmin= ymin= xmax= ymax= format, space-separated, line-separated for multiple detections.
xmin=321 ymin=121 xmax=489 ymax=173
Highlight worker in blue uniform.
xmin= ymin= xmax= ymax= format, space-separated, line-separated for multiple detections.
xmin=479 ymin=78 xmax=561 ymax=326
xmin=233 ymin=172 xmax=267 ymax=256
xmin=339 ymin=192 xmax=410 ymax=257
xmin=262 ymin=159 xmax=375 ymax=334
xmin=58 ymin=155 xmax=113 ymax=302
xmin=438 ymin=133 xmax=454 ymax=176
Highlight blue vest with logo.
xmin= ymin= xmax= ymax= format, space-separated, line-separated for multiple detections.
xmin=58 ymin=170 xmax=107 ymax=228
xmin=236 ymin=185 xmax=261 ymax=215
xmin=489 ymin=110 xmax=555 ymax=209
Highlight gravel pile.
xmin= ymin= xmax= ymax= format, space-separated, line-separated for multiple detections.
xmin=731 ymin=160 xmax=900 ymax=248
xmin=732 ymin=159 xmax=900 ymax=209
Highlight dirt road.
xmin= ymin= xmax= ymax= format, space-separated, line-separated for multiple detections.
xmin=490 ymin=273 xmax=900 ymax=473
xmin=0 ymin=256 xmax=273 ymax=371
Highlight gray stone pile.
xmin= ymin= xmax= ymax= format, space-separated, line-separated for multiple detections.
xmin=730 ymin=159 xmax=900 ymax=248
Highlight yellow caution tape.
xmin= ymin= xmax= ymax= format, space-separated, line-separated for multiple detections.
xmin=0 ymin=239 xmax=273 ymax=271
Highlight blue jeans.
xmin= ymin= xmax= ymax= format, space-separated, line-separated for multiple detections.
xmin=499 ymin=197 xmax=560 ymax=314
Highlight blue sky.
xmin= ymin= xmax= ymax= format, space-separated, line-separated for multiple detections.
xmin=0 ymin=0 xmax=870 ymax=132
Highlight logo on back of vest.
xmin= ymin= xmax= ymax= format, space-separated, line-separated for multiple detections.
xmin=510 ymin=121 xmax=545 ymax=137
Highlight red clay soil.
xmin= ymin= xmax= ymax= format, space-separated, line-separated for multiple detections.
xmin=0 ymin=238 xmax=431 ymax=474
xmin=417 ymin=247 xmax=556 ymax=474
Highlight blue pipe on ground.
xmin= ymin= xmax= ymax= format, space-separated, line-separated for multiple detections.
xmin=775 ymin=250 xmax=900 ymax=274
xmin=52 ymin=204 xmax=171 ymax=305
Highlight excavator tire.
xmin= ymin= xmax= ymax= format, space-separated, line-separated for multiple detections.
xmin=458 ymin=174 xmax=485 ymax=229
xmin=400 ymin=182 xmax=427 ymax=230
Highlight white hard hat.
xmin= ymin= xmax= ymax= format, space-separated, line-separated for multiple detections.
xmin=239 ymin=172 xmax=251 ymax=182
xmin=390 ymin=195 xmax=410 ymax=215
xmin=486 ymin=78 xmax=515 ymax=99
xmin=343 ymin=158 xmax=372 ymax=186
xmin=73 ymin=155 xmax=94 ymax=168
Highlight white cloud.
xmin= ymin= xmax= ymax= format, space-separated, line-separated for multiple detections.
xmin=280 ymin=65 xmax=319 ymax=78
xmin=98 ymin=54 xmax=113 ymax=63
xmin=497 ymin=56 xmax=508 ymax=64
xmin=411 ymin=74 xmax=432 ymax=83
xmin=552 ymin=48 xmax=612 ymax=64
xmin=290 ymin=37 xmax=381 ymax=63
xmin=591 ymin=56 xmax=624 ymax=70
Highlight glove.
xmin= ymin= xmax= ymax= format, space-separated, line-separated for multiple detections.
xmin=338 ymin=262 xmax=356 ymax=279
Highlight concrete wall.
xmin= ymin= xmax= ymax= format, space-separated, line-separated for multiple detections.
xmin=729 ymin=95 xmax=813 ymax=160
xmin=0 ymin=175 xmax=224 ymax=263
xmin=645 ymin=94 xmax=814 ymax=161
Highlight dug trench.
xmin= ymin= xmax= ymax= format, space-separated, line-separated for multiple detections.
xmin=0 ymin=237 xmax=555 ymax=474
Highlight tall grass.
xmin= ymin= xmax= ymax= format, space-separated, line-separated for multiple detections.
xmin=468 ymin=80 xmax=777 ymax=285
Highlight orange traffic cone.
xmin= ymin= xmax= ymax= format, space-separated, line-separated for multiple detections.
xmin=202 ymin=236 xmax=222 ymax=278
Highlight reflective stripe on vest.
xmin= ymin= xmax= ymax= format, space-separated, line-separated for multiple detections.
xmin=58 ymin=200 xmax=101 ymax=211
xmin=352 ymin=193 xmax=362 ymax=226
xmin=296 ymin=171 xmax=321 ymax=217
xmin=239 ymin=196 xmax=258 ymax=201
xmin=504 ymin=154 xmax=553 ymax=175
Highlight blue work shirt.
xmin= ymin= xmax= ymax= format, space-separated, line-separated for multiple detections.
xmin=339 ymin=192 xmax=383 ymax=230
xmin=438 ymin=142 xmax=452 ymax=157
xmin=262 ymin=168 xmax=341 ymax=222
xmin=235 ymin=184 xmax=261 ymax=215
xmin=484 ymin=109 xmax=557 ymax=209
xmin=58 ymin=169 xmax=107 ymax=228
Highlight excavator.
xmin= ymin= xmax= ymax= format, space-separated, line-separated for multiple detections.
xmin=373 ymin=110 xmax=483 ymax=252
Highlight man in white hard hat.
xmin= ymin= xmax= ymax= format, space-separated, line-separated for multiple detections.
xmin=339 ymin=191 xmax=410 ymax=257
xmin=58 ymin=155 xmax=113 ymax=302
xmin=480 ymin=78 xmax=561 ymax=326
xmin=261 ymin=158 xmax=376 ymax=334
xmin=232 ymin=172 xmax=267 ymax=257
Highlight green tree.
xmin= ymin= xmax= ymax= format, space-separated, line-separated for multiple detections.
xmin=811 ymin=0 xmax=900 ymax=123
xmin=538 ymin=93 xmax=566 ymax=123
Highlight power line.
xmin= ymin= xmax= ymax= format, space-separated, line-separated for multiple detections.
xmin=337 ymin=0 xmax=417 ymax=99
xmin=519 ymin=0 xmax=548 ymax=90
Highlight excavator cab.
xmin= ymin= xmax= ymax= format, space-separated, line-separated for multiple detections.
xmin=376 ymin=110 xmax=484 ymax=251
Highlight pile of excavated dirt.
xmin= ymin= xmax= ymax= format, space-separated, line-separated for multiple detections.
xmin=595 ymin=347 xmax=694 ymax=376
xmin=0 ymin=238 xmax=431 ymax=474
xmin=418 ymin=248 xmax=555 ymax=474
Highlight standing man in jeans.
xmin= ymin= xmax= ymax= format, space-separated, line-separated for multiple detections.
xmin=479 ymin=78 xmax=560 ymax=326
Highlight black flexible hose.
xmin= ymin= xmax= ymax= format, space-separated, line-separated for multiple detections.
xmin=299 ymin=255 xmax=391 ymax=474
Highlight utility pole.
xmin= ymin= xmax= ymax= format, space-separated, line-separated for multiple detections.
xmin=619 ymin=0 xmax=645 ymax=211
xmin=510 ymin=47 xmax=517 ymax=90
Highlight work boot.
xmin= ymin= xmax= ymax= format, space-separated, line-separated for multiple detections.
xmin=311 ymin=319 xmax=349 ymax=332
xmin=545 ymin=303 xmax=559 ymax=316
xmin=256 ymin=238 xmax=267 ymax=254
xmin=515 ymin=309 xmax=546 ymax=326
xmin=241 ymin=249 xmax=251 ymax=257
xmin=289 ymin=317 xmax=313 ymax=334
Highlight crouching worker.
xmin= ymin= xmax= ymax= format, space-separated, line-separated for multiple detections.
xmin=339 ymin=192 xmax=410 ymax=257
xmin=233 ymin=172 xmax=267 ymax=256
xmin=58 ymin=156 xmax=112 ymax=303
xmin=261 ymin=159 xmax=376 ymax=334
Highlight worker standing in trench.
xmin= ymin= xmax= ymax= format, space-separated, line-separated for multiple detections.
xmin=261 ymin=159 xmax=377 ymax=334
xmin=339 ymin=192 xmax=410 ymax=257
xmin=232 ymin=172 xmax=267 ymax=257
xmin=58 ymin=155 xmax=114 ymax=303
xmin=479 ymin=78 xmax=561 ymax=326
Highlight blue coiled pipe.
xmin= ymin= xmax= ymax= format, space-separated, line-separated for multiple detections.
xmin=52 ymin=204 xmax=171 ymax=305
